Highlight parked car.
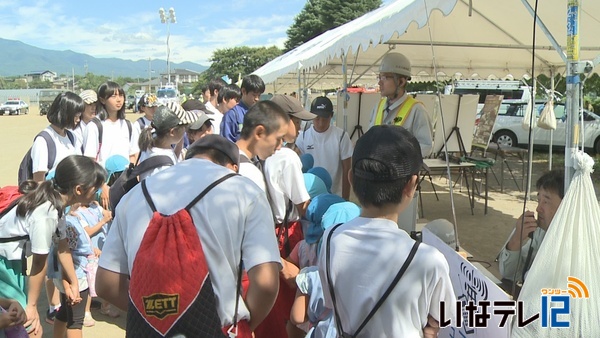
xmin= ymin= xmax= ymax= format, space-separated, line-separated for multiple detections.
xmin=478 ymin=100 xmax=600 ymax=153
xmin=0 ymin=99 xmax=29 ymax=115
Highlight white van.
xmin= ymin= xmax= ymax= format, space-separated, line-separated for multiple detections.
xmin=444 ymin=80 xmax=532 ymax=103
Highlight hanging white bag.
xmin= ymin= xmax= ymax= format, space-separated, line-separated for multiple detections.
xmin=512 ymin=152 xmax=600 ymax=338
xmin=521 ymin=99 xmax=535 ymax=131
xmin=537 ymin=101 xmax=557 ymax=130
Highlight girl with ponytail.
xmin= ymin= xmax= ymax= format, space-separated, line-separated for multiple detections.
xmin=0 ymin=155 xmax=106 ymax=337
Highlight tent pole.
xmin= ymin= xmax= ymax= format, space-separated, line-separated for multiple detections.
xmin=565 ymin=0 xmax=581 ymax=191
xmin=342 ymin=50 xmax=348 ymax=132
xmin=549 ymin=71 xmax=555 ymax=170
xmin=526 ymin=81 xmax=536 ymax=201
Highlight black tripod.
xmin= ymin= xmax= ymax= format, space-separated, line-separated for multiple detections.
xmin=350 ymin=92 xmax=364 ymax=139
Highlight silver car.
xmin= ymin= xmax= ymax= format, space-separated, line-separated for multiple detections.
xmin=487 ymin=100 xmax=600 ymax=154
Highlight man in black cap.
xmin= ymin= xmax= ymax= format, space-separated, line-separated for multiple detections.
xmin=318 ymin=125 xmax=455 ymax=337
xmin=295 ymin=96 xmax=353 ymax=200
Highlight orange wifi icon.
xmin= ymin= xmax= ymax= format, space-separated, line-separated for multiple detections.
xmin=567 ymin=276 xmax=589 ymax=299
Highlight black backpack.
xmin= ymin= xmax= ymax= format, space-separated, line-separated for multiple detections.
xmin=17 ymin=130 xmax=75 ymax=185
xmin=108 ymin=155 xmax=174 ymax=215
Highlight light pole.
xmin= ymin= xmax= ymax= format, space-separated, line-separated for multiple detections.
xmin=158 ymin=7 xmax=176 ymax=86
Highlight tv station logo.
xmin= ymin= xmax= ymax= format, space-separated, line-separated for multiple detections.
xmin=440 ymin=276 xmax=589 ymax=329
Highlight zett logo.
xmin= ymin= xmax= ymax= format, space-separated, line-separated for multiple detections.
xmin=143 ymin=293 xmax=179 ymax=319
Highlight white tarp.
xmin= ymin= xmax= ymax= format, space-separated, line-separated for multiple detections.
xmin=254 ymin=0 xmax=600 ymax=90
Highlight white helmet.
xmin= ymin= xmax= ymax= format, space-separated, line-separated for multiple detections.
xmin=379 ymin=52 xmax=412 ymax=79
xmin=425 ymin=219 xmax=456 ymax=248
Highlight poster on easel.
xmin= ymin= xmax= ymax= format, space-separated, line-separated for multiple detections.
xmin=472 ymin=95 xmax=504 ymax=149
xmin=419 ymin=94 xmax=480 ymax=156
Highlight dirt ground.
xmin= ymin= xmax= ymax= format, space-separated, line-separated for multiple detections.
xmin=1 ymin=106 xmax=598 ymax=337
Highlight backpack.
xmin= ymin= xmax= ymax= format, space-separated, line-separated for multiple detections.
xmin=0 ymin=186 xmax=21 ymax=215
xmin=88 ymin=118 xmax=132 ymax=161
xmin=325 ymin=223 xmax=420 ymax=337
xmin=17 ymin=130 xmax=75 ymax=185
xmin=136 ymin=117 xmax=147 ymax=130
xmin=127 ymin=173 xmax=249 ymax=337
xmin=108 ymin=155 xmax=175 ymax=215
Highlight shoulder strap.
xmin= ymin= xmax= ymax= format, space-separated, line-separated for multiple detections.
xmin=130 ymin=155 xmax=174 ymax=178
xmin=65 ymin=130 xmax=75 ymax=146
xmin=125 ymin=119 xmax=133 ymax=141
xmin=0 ymin=198 xmax=20 ymax=220
xmin=90 ymin=118 xmax=103 ymax=145
xmin=141 ymin=172 xmax=238 ymax=213
xmin=136 ymin=117 xmax=146 ymax=130
xmin=38 ymin=131 xmax=56 ymax=172
xmin=326 ymin=223 xmax=421 ymax=337
xmin=325 ymin=223 xmax=345 ymax=336
xmin=353 ymin=240 xmax=420 ymax=336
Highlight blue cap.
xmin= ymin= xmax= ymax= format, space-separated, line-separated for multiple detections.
xmin=104 ymin=155 xmax=129 ymax=177
xmin=321 ymin=202 xmax=361 ymax=231
xmin=308 ymin=167 xmax=332 ymax=193
xmin=303 ymin=173 xmax=328 ymax=199
xmin=305 ymin=194 xmax=345 ymax=244
xmin=300 ymin=153 xmax=314 ymax=173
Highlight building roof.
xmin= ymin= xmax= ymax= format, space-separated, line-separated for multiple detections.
xmin=160 ymin=69 xmax=201 ymax=76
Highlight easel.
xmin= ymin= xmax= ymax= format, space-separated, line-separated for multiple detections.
xmin=350 ymin=92 xmax=364 ymax=139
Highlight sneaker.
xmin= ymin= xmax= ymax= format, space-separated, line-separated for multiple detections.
xmin=45 ymin=308 xmax=59 ymax=325
xmin=83 ymin=313 xmax=95 ymax=327
xmin=100 ymin=304 xmax=120 ymax=318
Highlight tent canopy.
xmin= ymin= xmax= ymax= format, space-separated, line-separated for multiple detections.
xmin=254 ymin=0 xmax=600 ymax=91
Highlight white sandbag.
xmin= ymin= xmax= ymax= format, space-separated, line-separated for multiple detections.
xmin=512 ymin=152 xmax=600 ymax=337
xmin=537 ymin=101 xmax=557 ymax=130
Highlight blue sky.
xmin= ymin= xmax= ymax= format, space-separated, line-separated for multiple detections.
xmin=0 ymin=0 xmax=312 ymax=66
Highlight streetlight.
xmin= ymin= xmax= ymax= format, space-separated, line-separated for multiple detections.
xmin=158 ymin=7 xmax=176 ymax=86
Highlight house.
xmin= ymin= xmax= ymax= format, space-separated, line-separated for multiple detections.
xmin=160 ymin=69 xmax=201 ymax=84
xmin=24 ymin=71 xmax=57 ymax=82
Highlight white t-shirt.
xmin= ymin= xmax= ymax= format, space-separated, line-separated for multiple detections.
xmin=82 ymin=118 xmax=139 ymax=166
xmin=137 ymin=147 xmax=178 ymax=180
xmin=296 ymin=125 xmax=353 ymax=196
xmin=0 ymin=201 xmax=60 ymax=260
xmin=205 ymin=102 xmax=223 ymax=135
xmin=318 ymin=217 xmax=456 ymax=337
xmin=71 ymin=120 xmax=88 ymax=153
xmin=369 ymin=93 xmax=434 ymax=158
xmin=99 ymin=158 xmax=281 ymax=326
xmin=238 ymin=150 xmax=266 ymax=192
xmin=264 ymin=147 xmax=310 ymax=223
xmin=31 ymin=126 xmax=79 ymax=174
xmin=132 ymin=116 xmax=152 ymax=138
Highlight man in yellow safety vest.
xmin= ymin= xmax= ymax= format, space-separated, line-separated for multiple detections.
xmin=369 ymin=52 xmax=433 ymax=157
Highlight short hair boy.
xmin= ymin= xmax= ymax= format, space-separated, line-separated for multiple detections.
xmin=318 ymin=125 xmax=456 ymax=337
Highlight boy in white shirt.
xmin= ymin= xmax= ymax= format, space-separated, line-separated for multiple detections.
xmin=318 ymin=125 xmax=456 ymax=337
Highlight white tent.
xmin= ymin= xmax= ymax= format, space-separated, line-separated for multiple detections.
xmin=255 ymin=0 xmax=600 ymax=91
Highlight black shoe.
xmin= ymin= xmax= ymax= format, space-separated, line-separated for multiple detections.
xmin=45 ymin=308 xmax=59 ymax=325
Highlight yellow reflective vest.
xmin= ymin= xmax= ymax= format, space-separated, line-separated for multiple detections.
xmin=374 ymin=96 xmax=420 ymax=126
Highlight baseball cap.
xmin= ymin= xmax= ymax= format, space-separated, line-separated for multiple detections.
xmin=79 ymin=90 xmax=97 ymax=104
xmin=188 ymin=111 xmax=214 ymax=131
xmin=153 ymin=102 xmax=198 ymax=130
xmin=181 ymin=99 xmax=205 ymax=112
xmin=270 ymin=95 xmax=316 ymax=120
xmin=138 ymin=94 xmax=159 ymax=108
xmin=352 ymin=125 xmax=423 ymax=181
xmin=185 ymin=134 xmax=240 ymax=166
xmin=310 ymin=96 xmax=334 ymax=118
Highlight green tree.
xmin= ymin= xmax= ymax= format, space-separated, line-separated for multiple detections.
xmin=197 ymin=46 xmax=282 ymax=91
xmin=284 ymin=0 xmax=382 ymax=51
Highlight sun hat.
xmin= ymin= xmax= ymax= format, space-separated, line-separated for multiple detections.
xmin=138 ymin=94 xmax=159 ymax=108
xmin=185 ymin=134 xmax=240 ymax=166
xmin=352 ymin=125 xmax=422 ymax=181
xmin=305 ymin=193 xmax=345 ymax=244
xmin=153 ymin=102 xmax=198 ymax=130
xmin=79 ymin=90 xmax=97 ymax=104
xmin=270 ymin=95 xmax=317 ymax=120
xmin=321 ymin=202 xmax=361 ymax=231
xmin=303 ymin=173 xmax=328 ymax=199
xmin=307 ymin=167 xmax=332 ymax=193
xmin=300 ymin=153 xmax=314 ymax=173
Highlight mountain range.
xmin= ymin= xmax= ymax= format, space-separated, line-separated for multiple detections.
xmin=0 ymin=38 xmax=207 ymax=78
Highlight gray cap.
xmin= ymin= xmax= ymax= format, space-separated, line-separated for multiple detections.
xmin=185 ymin=134 xmax=240 ymax=166
xmin=270 ymin=95 xmax=316 ymax=120
xmin=188 ymin=111 xmax=214 ymax=131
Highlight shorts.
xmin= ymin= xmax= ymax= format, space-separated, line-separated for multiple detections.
xmin=0 ymin=256 xmax=26 ymax=308
xmin=55 ymin=289 xmax=89 ymax=330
